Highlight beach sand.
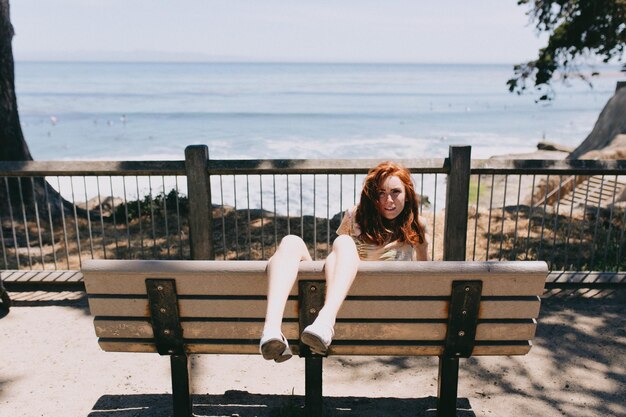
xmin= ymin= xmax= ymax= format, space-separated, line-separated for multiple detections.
xmin=1 ymin=289 xmax=625 ymax=417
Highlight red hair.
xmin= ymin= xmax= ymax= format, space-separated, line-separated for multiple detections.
xmin=355 ymin=161 xmax=426 ymax=246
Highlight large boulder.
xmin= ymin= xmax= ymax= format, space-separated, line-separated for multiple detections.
xmin=568 ymin=84 xmax=626 ymax=160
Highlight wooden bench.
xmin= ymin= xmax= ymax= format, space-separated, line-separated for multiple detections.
xmin=82 ymin=259 xmax=548 ymax=417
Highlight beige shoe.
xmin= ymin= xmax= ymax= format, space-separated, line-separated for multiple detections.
xmin=301 ymin=321 xmax=335 ymax=355
xmin=260 ymin=331 xmax=292 ymax=363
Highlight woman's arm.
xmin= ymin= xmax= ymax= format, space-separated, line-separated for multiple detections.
xmin=415 ymin=216 xmax=430 ymax=261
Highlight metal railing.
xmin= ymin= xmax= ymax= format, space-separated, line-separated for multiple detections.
xmin=1 ymin=146 xmax=625 ymax=279
xmin=468 ymin=160 xmax=626 ymax=274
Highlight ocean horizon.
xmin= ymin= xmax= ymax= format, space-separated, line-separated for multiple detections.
xmin=14 ymin=61 xmax=623 ymax=162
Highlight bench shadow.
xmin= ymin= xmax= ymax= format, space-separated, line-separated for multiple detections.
xmin=89 ymin=391 xmax=476 ymax=417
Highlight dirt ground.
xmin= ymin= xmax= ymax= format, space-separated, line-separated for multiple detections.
xmin=1 ymin=288 xmax=625 ymax=417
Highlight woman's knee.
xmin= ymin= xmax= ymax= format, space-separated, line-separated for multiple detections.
xmin=332 ymin=235 xmax=357 ymax=253
xmin=276 ymin=235 xmax=310 ymax=258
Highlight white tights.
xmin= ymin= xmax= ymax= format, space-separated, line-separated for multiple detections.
xmin=263 ymin=234 xmax=359 ymax=335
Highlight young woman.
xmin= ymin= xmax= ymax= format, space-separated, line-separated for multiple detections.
xmin=260 ymin=161 xmax=429 ymax=362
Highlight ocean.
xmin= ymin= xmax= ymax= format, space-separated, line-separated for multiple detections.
xmin=14 ymin=61 xmax=623 ymax=161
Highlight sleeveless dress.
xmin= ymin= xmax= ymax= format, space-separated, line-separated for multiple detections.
xmin=336 ymin=206 xmax=429 ymax=261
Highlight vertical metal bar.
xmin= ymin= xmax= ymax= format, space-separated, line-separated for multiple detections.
xmin=122 ymin=177 xmax=131 ymax=258
xmin=602 ymin=175 xmax=619 ymax=269
xmin=498 ymin=175 xmax=508 ymax=261
xmin=512 ymin=175 xmax=523 ymax=260
xmin=29 ymin=177 xmax=45 ymax=268
xmin=170 ymin=354 xmax=193 ymax=417
xmin=135 ymin=176 xmax=144 ymax=258
xmin=69 ymin=177 xmax=83 ymax=266
xmin=16 ymin=178 xmax=33 ymax=268
xmin=550 ymin=175 xmax=563 ymax=269
xmin=43 ymin=180 xmax=58 ymax=269
xmin=339 ymin=174 xmax=343 ymax=218
xmin=432 ymin=173 xmax=438 ymax=261
xmin=82 ymin=176 xmax=95 ymax=259
xmin=175 ymin=177 xmax=183 ymax=259
xmin=57 ymin=177 xmax=71 ymax=269
xmin=589 ymin=175 xmax=605 ymax=269
xmin=273 ymin=174 xmax=278 ymax=253
xmin=472 ymin=174 xmax=481 ymax=261
xmin=246 ymin=175 xmax=251 ymax=260
xmin=577 ymin=176 xmax=592 ymax=270
xmin=260 ymin=175 xmax=265 ymax=259
xmin=538 ymin=174 xmax=550 ymax=261
xmin=300 ymin=174 xmax=304 ymax=238
xmin=305 ymin=357 xmax=323 ymax=417
xmin=4 ymin=178 xmax=20 ymax=268
xmin=616 ymin=198 xmax=626 ymax=272
xmin=326 ymin=174 xmax=330 ymax=255
xmin=233 ymin=176 xmax=239 ymax=259
xmin=313 ymin=175 xmax=317 ymax=260
xmin=353 ymin=174 xmax=357 ymax=205
xmin=286 ymin=174 xmax=291 ymax=236
xmin=219 ymin=175 xmax=226 ymax=260
xmin=485 ymin=175 xmax=495 ymax=260
xmin=525 ymin=175 xmax=537 ymax=260
xmin=437 ymin=356 xmax=459 ymax=417
xmin=148 ymin=176 xmax=157 ymax=258
xmin=563 ymin=176 xmax=577 ymax=270
xmin=109 ymin=176 xmax=120 ymax=258
xmin=420 ymin=173 xmax=424 ymax=214
xmin=96 ymin=177 xmax=107 ymax=260
xmin=162 ymin=176 xmax=171 ymax=258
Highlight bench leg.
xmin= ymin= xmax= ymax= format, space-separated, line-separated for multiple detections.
xmin=0 ymin=280 xmax=10 ymax=319
xmin=171 ymin=354 xmax=193 ymax=417
xmin=305 ymin=356 xmax=323 ymax=417
xmin=436 ymin=356 xmax=459 ymax=417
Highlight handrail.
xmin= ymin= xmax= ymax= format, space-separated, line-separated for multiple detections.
xmin=2 ymin=158 xmax=625 ymax=177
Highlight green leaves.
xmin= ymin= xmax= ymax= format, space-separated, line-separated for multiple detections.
xmin=509 ymin=0 xmax=626 ymax=101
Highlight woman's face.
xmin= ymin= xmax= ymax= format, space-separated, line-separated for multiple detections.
xmin=375 ymin=175 xmax=406 ymax=220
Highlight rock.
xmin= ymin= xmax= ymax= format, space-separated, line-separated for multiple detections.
xmin=569 ymin=85 xmax=626 ymax=159
xmin=537 ymin=141 xmax=574 ymax=153
xmin=578 ymin=134 xmax=626 ymax=160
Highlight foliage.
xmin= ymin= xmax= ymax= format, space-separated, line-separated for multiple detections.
xmin=114 ymin=188 xmax=189 ymax=221
xmin=509 ymin=0 xmax=626 ymax=101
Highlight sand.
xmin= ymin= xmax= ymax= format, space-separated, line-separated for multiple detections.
xmin=1 ymin=288 xmax=625 ymax=417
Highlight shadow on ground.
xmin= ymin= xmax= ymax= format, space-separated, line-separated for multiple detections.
xmin=89 ymin=391 xmax=475 ymax=417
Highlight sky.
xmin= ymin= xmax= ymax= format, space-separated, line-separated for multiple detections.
xmin=10 ymin=0 xmax=548 ymax=64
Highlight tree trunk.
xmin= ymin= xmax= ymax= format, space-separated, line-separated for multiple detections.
xmin=0 ymin=0 xmax=84 ymax=221
xmin=0 ymin=0 xmax=32 ymax=162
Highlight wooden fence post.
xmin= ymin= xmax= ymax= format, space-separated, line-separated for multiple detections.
xmin=438 ymin=145 xmax=472 ymax=416
xmin=443 ymin=145 xmax=472 ymax=262
xmin=184 ymin=145 xmax=213 ymax=260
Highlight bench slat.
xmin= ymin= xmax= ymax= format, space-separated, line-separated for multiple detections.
xmin=97 ymin=340 xmax=532 ymax=356
xmin=85 ymin=273 xmax=546 ymax=297
xmin=88 ymin=297 xmax=541 ymax=320
xmin=82 ymin=260 xmax=547 ymax=297
xmin=93 ymin=319 xmax=537 ymax=342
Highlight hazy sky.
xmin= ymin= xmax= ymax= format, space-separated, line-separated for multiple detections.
xmin=10 ymin=0 xmax=547 ymax=63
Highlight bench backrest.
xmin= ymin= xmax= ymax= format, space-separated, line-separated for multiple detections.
xmin=83 ymin=259 xmax=547 ymax=357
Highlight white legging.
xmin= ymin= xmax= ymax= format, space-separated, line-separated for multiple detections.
xmin=263 ymin=234 xmax=359 ymax=334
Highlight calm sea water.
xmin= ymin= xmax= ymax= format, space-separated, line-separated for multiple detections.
xmin=14 ymin=61 xmax=622 ymax=161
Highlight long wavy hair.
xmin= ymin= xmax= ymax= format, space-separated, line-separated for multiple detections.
xmin=355 ymin=161 xmax=426 ymax=245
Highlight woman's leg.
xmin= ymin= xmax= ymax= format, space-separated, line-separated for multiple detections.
xmin=301 ymin=235 xmax=359 ymax=353
xmin=316 ymin=234 xmax=359 ymax=325
xmin=263 ymin=234 xmax=312 ymax=334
